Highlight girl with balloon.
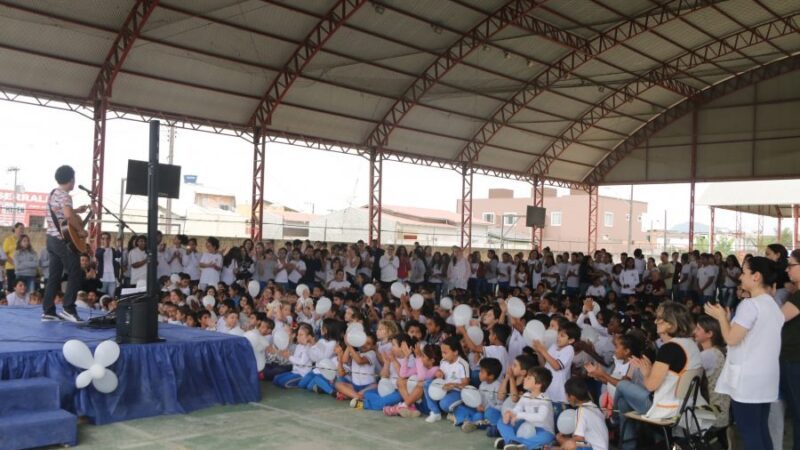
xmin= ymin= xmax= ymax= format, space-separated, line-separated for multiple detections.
xmin=494 ymin=367 xmax=556 ymax=450
xmin=363 ymin=333 xmax=413 ymax=412
xmin=298 ymin=319 xmax=344 ymax=391
xmin=334 ymin=328 xmax=380 ymax=409
xmin=273 ymin=323 xmax=314 ymax=388
xmin=422 ymin=335 xmax=470 ymax=423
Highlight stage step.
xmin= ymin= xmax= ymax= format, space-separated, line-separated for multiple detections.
xmin=0 ymin=377 xmax=61 ymax=416
xmin=0 ymin=409 xmax=78 ymax=450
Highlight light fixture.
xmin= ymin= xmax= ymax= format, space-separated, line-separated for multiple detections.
xmin=503 ymin=51 xmax=511 ymax=59
xmin=431 ymin=24 xmax=442 ymax=34
xmin=372 ymin=2 xmax=385 ymax=14
xmin=527 ymin=59 xmax=534 ymax=67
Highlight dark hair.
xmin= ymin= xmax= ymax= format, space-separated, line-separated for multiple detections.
xmin=791 ymin=249 xmax=800 ymax=264
xmin=529 ymin=366 xmax=553 ymax=392
xmin=322 ymin=318 xmax=345 ymax=342
xmin=177 ymin=234 xmax=189 ymax=246
xmin=479 ymin=357 xmax=503 ymax=380
xmin=55 ymin=165 xmax=75 ymax=184
xmin=261 ymin=317 xmax=275 ymax=330
xmin=423 ymin=343 xmax=442 ymax=366
xmin=696 ymin=314 xmax=725 ymax=350
xmin=442 ymin=335 xmax=465 ymax=360
xmin=404 ymin=319 xmax=426 ymax=339
xmin=207 ymin=237 xmax=220 ymax=251
xmin=491 ymin=323 xmax=511 ymax=345
xmin=767 ymin=243 xmax=789 ymax=262
xmin=565 ymin=376 xmax=592 ymax=402
xmin=745 ymin=256 xmax=777 ymax=288
xmin=617 ymin=334 xmax=643 ymax=358
xmin=561 ymin=322 xmax=581 ymax=343
xmin=515 ymin=354 xmax=538 ymax=373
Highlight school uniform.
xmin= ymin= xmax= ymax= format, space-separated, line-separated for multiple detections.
xmin=298 ymin=339 xmax=337 ymax=390
xmin=453 ymin=379 xmax=500 ymax=425
xmin=497 ymin=392 xmax=556 ymax=448
xmin=274 ymin=344 xmax=312 ymax=388
xmin=574 ymin=402 xmax=609 ymax=450
xmin=198 ymin=252 xmax=222 ymax=289
xmin=341 ymin=350 xmax=379 ymax=391
xmin=545 ymin=344 xmax=574 ymax=404
xmin=424 ymin=357 xmax=469 ymax=415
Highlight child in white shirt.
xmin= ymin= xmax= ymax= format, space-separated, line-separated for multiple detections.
xmin=273 ymin=323 xmax=314 ymax=388
xmin=495 ymin=367 xmax=556 ymax=449
xmin=220 ymin=311 xmax=245 ymax=336
xmin=554 ymin=377 xmax=609 ymax=450
xmin=455 ymin=357 xmax=502 ymax=431
xmin=532 ymin=322 xmax=579 ymax=408
xmin=335 ymin=332 xmax=380 ymax=408
xmin=423 ymin=336 xmax=470 ymax=423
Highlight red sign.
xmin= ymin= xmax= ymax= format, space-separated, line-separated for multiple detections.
xmin=0 ymin=189 xmax=49 ymax=227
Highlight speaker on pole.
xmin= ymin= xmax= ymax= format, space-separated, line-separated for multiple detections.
xmin=526 ymin=206 xmax=546 ymax=228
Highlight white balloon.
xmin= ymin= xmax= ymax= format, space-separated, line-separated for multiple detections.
xmin=557 ymin=409 xmax=578 ymax=435
xmin=316 ymin=359 xmax=337 ymax=382
xmin=315 ymin=297 xmax=332 ymax=315
xmin=94 ymin=340 xmax=120 ymax=368
xmin=428 ymin=379 xmax=446 ymax=401
xmin=390 ymin=282 xmax=406 ymax=298
xmin=92 ymin=370 xmax=118 ymax=394
xmin=89 ymin=363 xmax=105 ymax=379
xmin=409 ymin=293 xmax=424 ymax=310
xmin=202 ymin=295 xmax=216 ymax=308
xmin=346 ymin=329 xmax=367 ymax=348
xmin=466 ymin=326 xmax=484 ymax=346
xmin=460 ymin=386 xmax=482 ymax=408
xmin=170 ymin=273 xmax=181 ymax=284
xmin=295 ymin=284 xmax=309 ymax=297
xmin=592 ymin=301 xmax=601 ymax=314
xmin=378 ymin=378 xmax=395 ymax=397
xmin=517 ymin=422 xmax=538 ymax=439
xmin=363 ymin=283 xmax=376 ymax=297
xmin=273 ymin=330 xmax=290 ymax=350
xmin=453 ymin=304 xmax=472 ymax=327
xmin=406 ymin=375 xmax=418 ymax=393
xmin=523 ymin=320 xmax=546 ymax=343
xmin=63 ymin=340 xmax=94 ymax=370
xmin=248 ymin=280 xmax=261 ymax=297
xmin=439 ymin=297 xmax=453 ymax=311
xmin=507 ymin=297 xmax=526 ymax=318
xmin=75 ymin=370 xmax=93 ymax=389
xmin=543 ymin=329 xmax=558 ymax=348
xmin=347 ymin=322 xmax=364 ymax=333
xmin=581 ymin=326 xmax=599 ymax=344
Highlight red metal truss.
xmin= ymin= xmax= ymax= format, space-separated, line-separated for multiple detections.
xmin=368 ymin=151 xmax=383 ymax=246
xmin=363 ymin=0 xmax=542 ymax=149
xmin=587 ymin=185 xmax=598 ymax=254
xmin=585 ymin=53 xmax=800 ymax=185
xmin=455 ymin=0 xmax=710 ymax=164
xmin=88 ymin=0 xmax=159 ymax=245
xmin=251 ymin=128 xmax=266 ymax=241
xmin=248 ymin=0 xmax=366 ymax=129
xmin=776 ymin=206 xmax=782 ymax=242
xmin=531 ymin=14 xmax=798 ymax=178
xmin=460 ymin=164 xmax=474 ymax=251
xmin=530 ymin=176 xmax=544 ymax=249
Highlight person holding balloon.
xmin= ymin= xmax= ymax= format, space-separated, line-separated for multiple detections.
xmin=553 ymin=377 xmax=609 ymax=450
xmin=494 ymin=367 xmax=556 ymax=450
xmin=273 ymin=323 xmax=314 ymax=388
xmin=298 ymin=318 xmax=343 ymax=390
xmin=423 ymin=335 xmax=470 ymax=423
xmin=335 ymin=328 xmax=379 ymax=409
xmin=454 ymin=357 xmax=502 ymax=431
xmin=532 ymin=322 xmax=580 ymax=415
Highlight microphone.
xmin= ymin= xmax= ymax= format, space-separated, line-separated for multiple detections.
xmin=78 ymin=185 xmax=94 ymax=196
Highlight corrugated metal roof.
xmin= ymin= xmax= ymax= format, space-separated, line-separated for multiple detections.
xmin=0 ymin=0 xmax=798 ymax=187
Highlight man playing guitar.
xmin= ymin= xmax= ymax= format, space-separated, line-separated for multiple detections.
xmin=43 ymin=165 xmax=90 ymax=322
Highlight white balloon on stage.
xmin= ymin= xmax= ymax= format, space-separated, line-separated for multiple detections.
xmin=63 ymin=339 xmax=120 ymax=394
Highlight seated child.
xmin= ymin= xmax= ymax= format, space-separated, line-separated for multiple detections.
xmin=335 ymin=331 xmax=379 ymax=408
xmin=494 ymin=367 xmax=556 ymax=450
xmin=396 ymin=342 xmax=441 ymax=418
xmin=273 ymin=323 xmax=314 ymax=388
xmin=532 ymin=322 xmax=579 ymax=413
xmin=455 ymin=357 xmax=502 ymax=431
xmin=554 ymin=377 xmax=609 ymax=450
xmin=423 ymin=335 xmax=469 ymax=423
xmin=364 ymin=333 xmax=413 ymax=411
xmin=299 ymin=319 xmax=344 ymax=390
xmin=220 ymin=311 xmax=245 ymax=336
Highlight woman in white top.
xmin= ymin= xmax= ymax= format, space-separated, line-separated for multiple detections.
xmin=198 ymin=237 xmax=223 ymax=291
xmin=705 ymin=256 xmax=784 ymax=450
xmin=619 ymin=257 xmax=640 ymax=298
xmin=614 ymin=301 xmax=703 ymax=450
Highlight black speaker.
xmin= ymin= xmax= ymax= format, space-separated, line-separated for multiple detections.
xmin=126 ymin=160 xmax=182 ymax=199
xmin=116 ymin=293 xmax=160 ymax=344
xmin=526 ymin=206 xmax=546 ymax=227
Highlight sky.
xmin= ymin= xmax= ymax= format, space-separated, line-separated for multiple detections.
xmin=0 ymin=99 xmax=785 ymax=235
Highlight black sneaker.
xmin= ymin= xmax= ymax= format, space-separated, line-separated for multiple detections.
xmin=494 ymin=438 xmax=505 ymax=449
xmin=41 ymin=312 xmax=61 ymax=322
xmin=58 ymin=309 xmax=82 ymax=323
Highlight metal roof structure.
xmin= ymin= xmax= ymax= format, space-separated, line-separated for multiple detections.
xmin=698 ymin=179 xmax=799 ymax=218
xmin=1 ymin=0 xmax=799 ymax=249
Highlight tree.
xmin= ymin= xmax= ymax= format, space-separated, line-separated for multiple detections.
xmin=715 ymin=236 xmax=734 ymax=255
xmin=780 ymin=227 xmax=793 ymax=248
xmin=694 ymin=235 xmax=709 ymax=253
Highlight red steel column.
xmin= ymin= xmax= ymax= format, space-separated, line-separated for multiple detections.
xmin=250 ymin=128 xmax=265 ymax=241
xmin=587 ymin=185 xmax=598 ymax=253
xmin=709 ymin=206 xmax=715 ymax=253
xmin=89 ymin=98 xmax=107 ymax=246
xmin=530 ymin=176 xmax=544 ymax=249
xmin=688 ymin=108 xmax=698 ymax=251
xmin=460 ymin=164 xmax=473 ymax=251
xmin=368 ymin=150 xmax=383 ymax=246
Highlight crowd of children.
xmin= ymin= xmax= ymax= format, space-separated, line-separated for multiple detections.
xmin=7 ymin=232 xmax=799 ymax=450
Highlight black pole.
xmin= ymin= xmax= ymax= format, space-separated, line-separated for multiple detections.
xmin=145 ymin=120 xmax=160 ymax=340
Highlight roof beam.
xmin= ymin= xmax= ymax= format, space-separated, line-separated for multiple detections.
xmin=583 ymin=53 xmax=800 ymax=185
xmin=528 ymin=14 xmax=799 ymax=178
xmin=363 ymin=0 xmax=544 ymax=149
xmin=454 ymin=0 xmax=713 ymax=165
xmin=248 ymin=0 xmax=367 ymax=129
xmin=89 ymin=0 xmax=159 ymax=100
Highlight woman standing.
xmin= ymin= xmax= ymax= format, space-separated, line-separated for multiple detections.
xmin=13 ymin=234 xmax=38 ymax=294
xmin=781 ymin=249 xmax=800 ymax=450
xmin=722 ymin=255 xmax=742 ymax=309
xmin=766 ymin=243 xmax=791 ymax=304
xmin=705 ymin=256 xmax=784 ymax=450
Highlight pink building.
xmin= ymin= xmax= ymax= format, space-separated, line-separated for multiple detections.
xmin=458 ymin=188 xmax=648 ymax=254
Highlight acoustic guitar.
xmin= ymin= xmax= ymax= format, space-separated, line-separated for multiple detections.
xmin=61 ymin=209 xmax=94 ymax=255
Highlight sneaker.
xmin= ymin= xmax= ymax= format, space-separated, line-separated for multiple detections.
xmin=425 ymin=413 xmax=442 ymax=423
xmin=475 ymin=419 xmax=490 ymax=429
xmin=41 ymin=313 xmax=61 ymax=322
xmin=398 ymin=404 xmax=420 ymax=418
xmin=383 ymin=404 xmax=402 ymax=417
xmin=493 ymin=438 xmax=506 ymax=449
xmin=461 ymin=421 xmax=477 ymax=433
xmin=58 ymin=309 xmax=82 ymax=323
xmin=349 ymin=398 xmax=363 ymax=409
xmin=503 ymin=445 xmax=525 ymax=450
xmin=311 ymin=384 xmax=319 ymax=394
xmin=446 ymin=413 xmax=456 ymax=424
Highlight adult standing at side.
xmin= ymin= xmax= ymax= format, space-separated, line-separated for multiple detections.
xmin=705 ymin=256 xmax=784 ymax=450
xmin=42 ymin=166 xmax=88 ymax=322
xmin=3 ymin=222 xmax=24 ymax=292
xmin=781 ymin=249 xmax=800 ymax=450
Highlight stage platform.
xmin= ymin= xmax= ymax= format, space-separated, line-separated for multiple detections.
xmin=0 ymin=306 xmax=261 ymax=425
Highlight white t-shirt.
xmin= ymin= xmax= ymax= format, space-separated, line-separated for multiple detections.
xmin=574 ymin=402 xmax=609 ymax=450
xmin=619 ymin=269 xmax=639 ymax=295
xmin=586 ymin=285 xmax=606 ymax=298
xmin=221 ymin=259 xmax=238 ymax=285
xmin=184 ymin=251 xmax=200 ymax=281
xmin=484 ymin=345 xmax=510 ymax=376
xmin=129 ymin=248 xmax=148 ymax=285
xmin=439 ymin=357 xmax=470 ymax=385
xmin=512 ymin=392 xmax=555 ymax=435
xmin=350 ymin=350 xmax=379 ymax=386
xmin=100 ymin=248 xmax=116 ymax=283
xmin=496 ymin=261 xmax=512 ymax=283
xmin=157 ymin=249 xmax=171 ymax=278
xmin=328 ymin=279 xmax=350 ymax=291
xmin=199 ymin=252 xmax=223 ymax=286
xmin=480 ymin=379 xmax=502 ymax=409
xmin=697 ymin=266 xmax=715 ymax=296
xmin=566 ymin=263 xmax=580 ymax=288
xmin=7 ymin=292 xmax=29 ymax=306
xmin=507 ymin=329 xmax=527 ymax=362
xmin=379 ymin=255 xmax=399 ymax=282
xmin=274 ymin=259 xmax=288 ymax=283
xmin=169 ymin=247 xmax=186 ymax=275
xmin=634 ymin=257 xmax=646 ymax=278
xmin=545 ymin=344 xmax=574 ymax=403
xmin=679 ymin=264 xmax=692 ymax=290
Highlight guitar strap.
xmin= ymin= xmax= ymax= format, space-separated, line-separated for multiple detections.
xmin=47 ymin=188 xmax=65 ymax=239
